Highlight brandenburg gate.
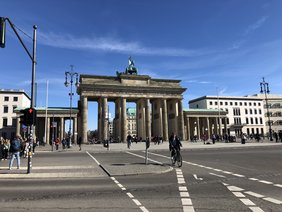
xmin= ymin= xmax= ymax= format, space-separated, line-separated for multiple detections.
xmin=77 ymin=63 xmax=186 ymax=143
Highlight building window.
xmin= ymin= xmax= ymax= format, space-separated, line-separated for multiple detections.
xmin=255 ymin=118 xmax=258 ymax=124
xmin=235 ymin=102 xmax=238 ymax=106
xmin=254 ymin=109 xmax=257 ymax=114
xmin=12 ymin=118 xmax=17 ymax=127
xmin=240 ymin=102 xmax=242 ymax=106
xmin=225 ymin=102 xmax=228 ymax=106
xmin=254 ymin=103 xmax=256 ymax=106
xmin=215 ymin=101 xmax=218 ymax=105
xmin=251 ymin=118 xmax=253 ymax=124
xmin=250 ymin=109 xmax=252 ymax=114
xmin=249 ymin=102 xmax=252 ymax=106
xmin=244 ymin=102 xmax=247 ymax=106
xmin=259 ymin=109 xmax=262 ymax=114
xmin=3 ymin=118 xmax=8 ymax=127
xmin=220 ymin=102 xmax=223 ymax=105
xmin=3 ymin=106 xmax=8 ymax=113
xmin=258 ymin=103 xmax=261 ymax=106
xmin=13 ymin=96 xmax=18 ymax=102
xmin=4 ymin=96 xmax=9 ymax=101
xmin=245 ymin=109 xmax=248 ymax=114
xmin=230 ymin=102 xmax=233 ymax=106
xmin=209 ymin=101 xmax=213 ymax=105
xmin=260 ymin=118 xmax=263 ymax=124
xmin=246 ymin=118 xmax=249 ymax=124
xmin=233 ymin=108 xmax=240 ymax=116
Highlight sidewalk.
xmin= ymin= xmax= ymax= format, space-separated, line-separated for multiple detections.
xmin=36 ymin=139 xmax=282 ymax=152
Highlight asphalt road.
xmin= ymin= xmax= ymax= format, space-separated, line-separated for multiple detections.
xmin=0 ymin=145 xmax=281 ymax=212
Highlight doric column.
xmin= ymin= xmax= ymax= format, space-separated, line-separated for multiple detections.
xmin=146 ymin=99 xmax=151 ymax=140
xmin=196 ymin=117 xmax=200 ymax=140
xmin=102 ymin=97 xmax=108 ymax=141
xmin=215 ymin=117 xmax=219 ymax=134
xmin=74 ymin=117 xmax=77 ymax=144
xmin=152 ymin=99 xmax=162 ymax=137
xmin=121 ymin=98 xmax=127 ymax=142
xmin=219 ymin=117 xmax=222 ymax=136
xmin=115 ymin=98 xmax=122 ymax=141
xmin=186 ymin=117 xmax=190 ymax=141
xmin=224 ymin=118 xmax=227 ymax=134
xmin=16 ymin=117 xmax=20 ymax=136
xmin=81 ymin=96 xmax=88 ymax=144
xmin=137 ymin=99 xmax=146 ymax=140
xmin=206 ymin=117 xmax=210 ymax=140
xmin=178 ymin=100 xmax=184 ymax=140
xmin=98 ymin=98 xmax=102 ymax=141
xmin=162 ymin=99 xmax=168 ymax=141
xmin=60 ymin=117 xmax=64 ymax=141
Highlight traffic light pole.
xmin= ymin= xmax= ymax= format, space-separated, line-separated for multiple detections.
xmin=2 ymin=17 xmax=37 ymax=174
xmin=27 ymin=25 xmax=37 ymax=174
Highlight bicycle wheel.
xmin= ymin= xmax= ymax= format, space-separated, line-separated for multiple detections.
xmin=177 ymin=152 xmax=182 ymax=167
xmin=171 ymin=153 xmax=176 ymax=166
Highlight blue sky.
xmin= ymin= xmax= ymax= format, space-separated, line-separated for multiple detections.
xmin=1 ymin=0 xmax=282 ymax=130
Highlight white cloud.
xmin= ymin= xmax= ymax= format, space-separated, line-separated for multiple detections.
xmin=244 ymin=16 xmax=268 ymax=36
xmin=37 ymin=31 xmax=214 ymax=57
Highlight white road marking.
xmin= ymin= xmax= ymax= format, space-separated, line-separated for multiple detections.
xmin=249 ymin=207 xmax=264 ymax=212
xmin=179 ymin=186 xmax=188 ymax=191
xmin=223 ymin=183 xmax=264 ymax=211
xmin=232 ymin=192 xmax=245 ymax=197
xmin=126 ymin=151 xmax=163 ymax=165
xmin=249 ymin=178 xmax=259 ymax=181
xmin=240 ymin=198 xmax=256 ymax=206
xmin=244 ymin=191 xmax=264 ymax=198
xmin=259 ymin=180 xmax=273 ymax=185
xmin=87 ymin=152 xmax=149 ymax=211
xmin=274 ymin=184 xmax=282 ymax=188
xmin=180 ymin=192 xmax=190 ymax=197
xmin=182 ymin=198 xmax=193 ymax=205
xmin=232 ymin=174 xmax=245 ymax=177
xmin=183 ymin=206 xmax=195 ymax=212
xmin=193 ymin=174 xmax=203 ymax=180
xmin=227 ymin=186 xmax=244 ymax=192
xmin=263 ymin=197 xmax=282 ymax=204
xmin=209 ymin=172 xmax=226 ymax=178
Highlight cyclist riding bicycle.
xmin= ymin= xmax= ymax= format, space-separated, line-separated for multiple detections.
xmin=169 ymin=132 xmax=182 ymax=163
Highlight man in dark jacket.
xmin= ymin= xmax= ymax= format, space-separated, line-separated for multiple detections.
xmin=169 ymin=132 xmax=182 ymax=158
xmin=9 ymin=135 xmax=22 ymax=170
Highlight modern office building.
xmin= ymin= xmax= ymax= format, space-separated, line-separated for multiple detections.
xmin=189 ymin=95 xmax=266 ymax=137
xmin=0 ymin=89 xmax=30 ymax=139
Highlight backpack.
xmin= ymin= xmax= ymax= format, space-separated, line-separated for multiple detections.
xmin=11 ymin=139 xmax=21 ymax=152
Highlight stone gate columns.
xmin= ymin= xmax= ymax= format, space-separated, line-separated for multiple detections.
xmin=74 ymin=117 xmax=77 ymax=144
xmin=146 ymin=99 xmax=151 ymax=140
xmin=102 ymin=97 xmax=108 ymax=141
xmin=206 ymin=117 xmax=210 ymax=140
xmin=81 ymin=96 xmax=88 ymax=143
xmin=162 ymin=99 xmax=168 ymax=141
xmin=178 ymin=100 xmax=185 ymax=140
xmin=60 ymin=117 xmax=64 ymax=141
xmin=114 ymin=98 xmax=122 ymax=141
xmin=46 ymin=117 xmax=50 ymax=144
xmin=121 ymin=98 xmax=127 ymax=142
xmin=98 ymin=98 xmax=102 ymax=141
xmin=137 ymin=99 xmax=146 ymax=140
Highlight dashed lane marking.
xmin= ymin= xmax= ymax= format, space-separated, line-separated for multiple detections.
xmin=148 ymin=151 xmax=281 ymax=190
xmin=87 ymin=152 xmax=149 ymax=211
xmin=209 ymin=172 xmax=226 ymax=178
xmin=224 ymin=183 xmax=264 ymax=211
xmin=175 ymin=168 xmax=195 ymax=212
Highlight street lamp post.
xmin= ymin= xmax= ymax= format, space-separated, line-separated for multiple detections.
xmin=64 ymin=66 xmax=79 ymax=147
xmin=260 ymin=77 xmax=273 ymax=141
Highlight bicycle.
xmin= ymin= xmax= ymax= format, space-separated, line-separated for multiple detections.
xmin=171 ymin=148 xmax=182 ymax=167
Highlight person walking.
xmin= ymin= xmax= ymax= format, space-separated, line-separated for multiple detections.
xmin=55 ymin=137 xmax=60 ymax=150
xmin=127 ymin=134 xmax=132 ymax=149
xmin=77 ymin=136 xmax=82 ymax=151
xmin=9 ymin=135 xmax=22 ymax=170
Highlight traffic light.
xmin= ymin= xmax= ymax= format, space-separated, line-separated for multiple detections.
xmin=0 ymin=17 xmax=6 ymax=48
xmin=19 ymin=108 xmax=37 ymax=126
xmin=26 ymin=107 xmax=37 ymax=126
